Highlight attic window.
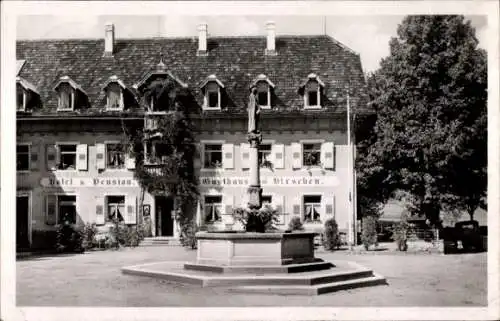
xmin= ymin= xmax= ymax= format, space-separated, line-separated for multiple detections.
xmin=256 ymin=81 xmax=271 ymax=108
xmin=17 ymin=85 xmax=26 ymax=111
xmin=54 ymin=76 xmax=86 ymax=112
xmin=301 ymin=74 xmax=324 ymax=109
xmin=200 ymin=75 xmax=224 ymax=110
xmin=16 ymin=77 xmax=39 ymax=112
xmin=252 ymin=74 xmax=274 ymax=109
xmin=106 ymin=82 xmax=124 ymax=110
xmin=58 ymin=83 xmax=74 ymax=111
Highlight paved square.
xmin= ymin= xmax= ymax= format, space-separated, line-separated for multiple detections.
xmin=16 ymin=246 xmax=487 ymax=306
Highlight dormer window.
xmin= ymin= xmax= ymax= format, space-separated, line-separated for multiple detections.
xmin=200 ymin=75 xmax=224 ymax=110
xmin=252 ymin=74 xmax=275 ymax=109
xmin=54 ymin=76 xmax=86 ymax=112
xmin=103 ymin=76 xmax=126 ymax=111
xmin=299 ymin=73 xmax=325 ymax=109
xmin=16 ymin=77 xmax=39 ymax=112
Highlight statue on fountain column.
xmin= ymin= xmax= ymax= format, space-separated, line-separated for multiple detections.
xmin=247 ymin=88 xmax=260 ymax=134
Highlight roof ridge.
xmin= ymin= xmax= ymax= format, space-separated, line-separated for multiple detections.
xmin=16 ymin=34 xmax=332 ymax=42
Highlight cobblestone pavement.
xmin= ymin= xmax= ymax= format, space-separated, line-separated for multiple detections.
xmin=16 ymin=246 xmax=487 ymax=307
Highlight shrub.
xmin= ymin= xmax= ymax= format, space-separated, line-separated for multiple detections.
xmin=107 ymin=219 xmax=145 ymax=248
xmin=55 ymin=223 xmax=84 ymax=253
xmin=81 ymin=223 xmax=98 ymax=250
xmin=361 ymin=216 xmax=378 ymax=250
xmin=393 ymin=218 xmax=410 ymax=252
xmin=31 ymin=230 xmax=58 ymax=251
xmin=323 ymin=218 xmax=341 ymax=251
xmin=288 ymin=216 xmax=304 ymax=231
xmin=180 ymin=220 xmax=199 ymax=249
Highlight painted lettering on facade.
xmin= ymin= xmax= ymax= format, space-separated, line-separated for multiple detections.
xmin=40 ymin=177 xmax=139 ymax=188
xmin=199 ymin=176 xmax=338 ymax=186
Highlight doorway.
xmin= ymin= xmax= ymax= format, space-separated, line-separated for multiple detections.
xmin=155 ymin=196 xmax=174 ymax=237
xmin=17 ymin=195 xmax=30 ymax=249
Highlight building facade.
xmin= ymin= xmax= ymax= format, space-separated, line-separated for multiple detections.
xmin=16 ymin=22 xmax=370 ymax=249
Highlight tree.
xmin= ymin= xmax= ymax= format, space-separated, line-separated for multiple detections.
xmin=357 ymin=16 xmax=487 ymax=226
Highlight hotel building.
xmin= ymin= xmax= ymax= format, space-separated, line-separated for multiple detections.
xmin=16 ymin=22 xmax=371 ymax=249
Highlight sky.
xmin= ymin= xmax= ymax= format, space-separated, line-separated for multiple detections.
xmin=17 ymin=15 xmax=487 ymax=73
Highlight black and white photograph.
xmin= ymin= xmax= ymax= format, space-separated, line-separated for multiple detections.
xmin=1 ymin=1 xmax=499 ymax=321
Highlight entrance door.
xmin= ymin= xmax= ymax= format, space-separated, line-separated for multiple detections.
xmin=155 ymin=196 xmax=174 ymax=237
xmin=16 ymin=195 xmax=30 ymax=249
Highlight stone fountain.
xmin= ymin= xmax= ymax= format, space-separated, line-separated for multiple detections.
xmin=122 ymin=89 xmax=386 ymax=295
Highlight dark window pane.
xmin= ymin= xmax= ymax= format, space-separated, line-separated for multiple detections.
xmin=308 ymin=91 xmax=318 ymax=106
xmin=208 ymin=92 xmax=219 ymax=107
xmin=258 ymin=92 xmax=268 ymax=106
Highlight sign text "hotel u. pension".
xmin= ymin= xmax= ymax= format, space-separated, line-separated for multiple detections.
xmin=40 ymin=176 xmax=339 ymax=188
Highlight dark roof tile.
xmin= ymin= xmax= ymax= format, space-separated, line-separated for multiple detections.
xmin=16 ymin=35 xmax=371 ymax=116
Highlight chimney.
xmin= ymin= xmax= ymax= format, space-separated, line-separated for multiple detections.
xmin=104 ymin=23 xmax=115 ymax=57
xmin=197 ymin=23 xmax=208 ymax=55
xmin=265 ymin=21 xmax=276 ymax=55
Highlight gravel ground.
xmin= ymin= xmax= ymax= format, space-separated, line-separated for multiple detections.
xmin=16 ymin=246 xmax=487 ymax=307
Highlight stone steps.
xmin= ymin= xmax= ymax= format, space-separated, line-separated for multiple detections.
xmin=121 ymin=260 xmax=387 ymax=295
xmin=139 ymin=238 xmax=182 ymax=247
xmin=232 ymin=274 xmax=387 ymax=295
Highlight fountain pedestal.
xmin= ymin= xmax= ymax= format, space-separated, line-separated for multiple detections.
xmin=195 ymin=232 xmax=316 ymax=266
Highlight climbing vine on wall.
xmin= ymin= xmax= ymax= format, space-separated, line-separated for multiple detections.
xmin=123 ymin=78 xmax=199 ymax=231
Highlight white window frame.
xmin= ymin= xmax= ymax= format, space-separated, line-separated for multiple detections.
xmin=303 ymin=194 xmax=323 ymax=223
xmin=303 ymin=78 xmax=323 ymax=110
xmin=57 ymin=83 xmax=75 ymax=111
xmin=105 ymin=82 xmax=124 ymax=111
xmin=256 ymin=81 xmax=271 ymax=109
xmin=105 ymin=195 xmax=126 ymax=223
xmin=300 ymin=139 xmax=324 ymax=168
xmin=17 ymin=143 xmax=31 ymax=172
xmin=17 ymin=85 xmax=27 ymax=112
xmin=46 ymin=193 xmax=78 ymax=225
xmin=55 ymin=142 xmax=79 ymax=171
xmin=203 ymin=194 xmax=223 ymax=223
xmin=203 ymin=81 xmax=221 ymax=110
xmin=201 ymin=140 xmax=225 ymax=170
xmin=105 ymin=141 xmax=126 ymax=170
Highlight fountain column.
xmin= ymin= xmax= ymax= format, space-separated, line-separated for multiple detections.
xmin=246 ymin=88 xmax=262 ymax=212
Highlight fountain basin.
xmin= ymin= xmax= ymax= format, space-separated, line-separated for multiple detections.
xmin=195 ymin=231 xmax=317 ymax=266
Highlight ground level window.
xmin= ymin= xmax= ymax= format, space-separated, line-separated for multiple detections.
xmin=107 ymin=196 xmax=125 ymax=222
xmin=303 ymin=143 xmax=321 ymax=166
xmin=58 ymin=144 xmax=77 ymax=170
xmin=304 ymin=195 xmax=321 ymax=222
xmin=203 ymin=144 xmax=223 ymax=168
xmin=204 ymin=195 xmax=222 ymax=223
xmin=17 ymin=144 xmax=30 ymax=171
xmin=58 ymin=195 xmax=77 ymax=224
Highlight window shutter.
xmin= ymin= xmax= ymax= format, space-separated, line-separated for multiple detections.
xmin=125 ymin=196 xmax=137 ymax=225
xmin=240 ymin=143 xmax=250 ymax=169
xmin=126 ymin=145 xmax=135 ymax=170
xmin=275 ymin=195 xmax=285 ymax=225
xmin=76 ymin=144 xmax=88 ymax=171
xmin=292 ymin=195 xmax=301 ymax=217
xmin=193 ymin=143 xmax=202 ymax=170
xmin=46 ymin=144 xmax=58 ymax=171
xmin=272 ymin=144 xmax=285 ymax=169
xmin=291 ymin=143 xmax=302 ymax=169
xmin=321 ymin=142 xmax=335 ymax=170
xmin=96 ymin=143 xmax=106 ymax=170
xmin=222 ymin=143 xmax=234 ymax=169
xmin=45 ymin=195 xmax=57 ymax=226
xmin=95 ymin=196 xmax=105 ymax=225
xmin=30 ymin=144 xmax=39 ymax=171
xmin=325 ymin=195 xmax=335 ymax=218
xmin=223 ymin=195 xmax=234 ymax=225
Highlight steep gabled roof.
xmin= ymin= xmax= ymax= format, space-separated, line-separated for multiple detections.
xmin=16 ymin=35 xmax=371 ymax=116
